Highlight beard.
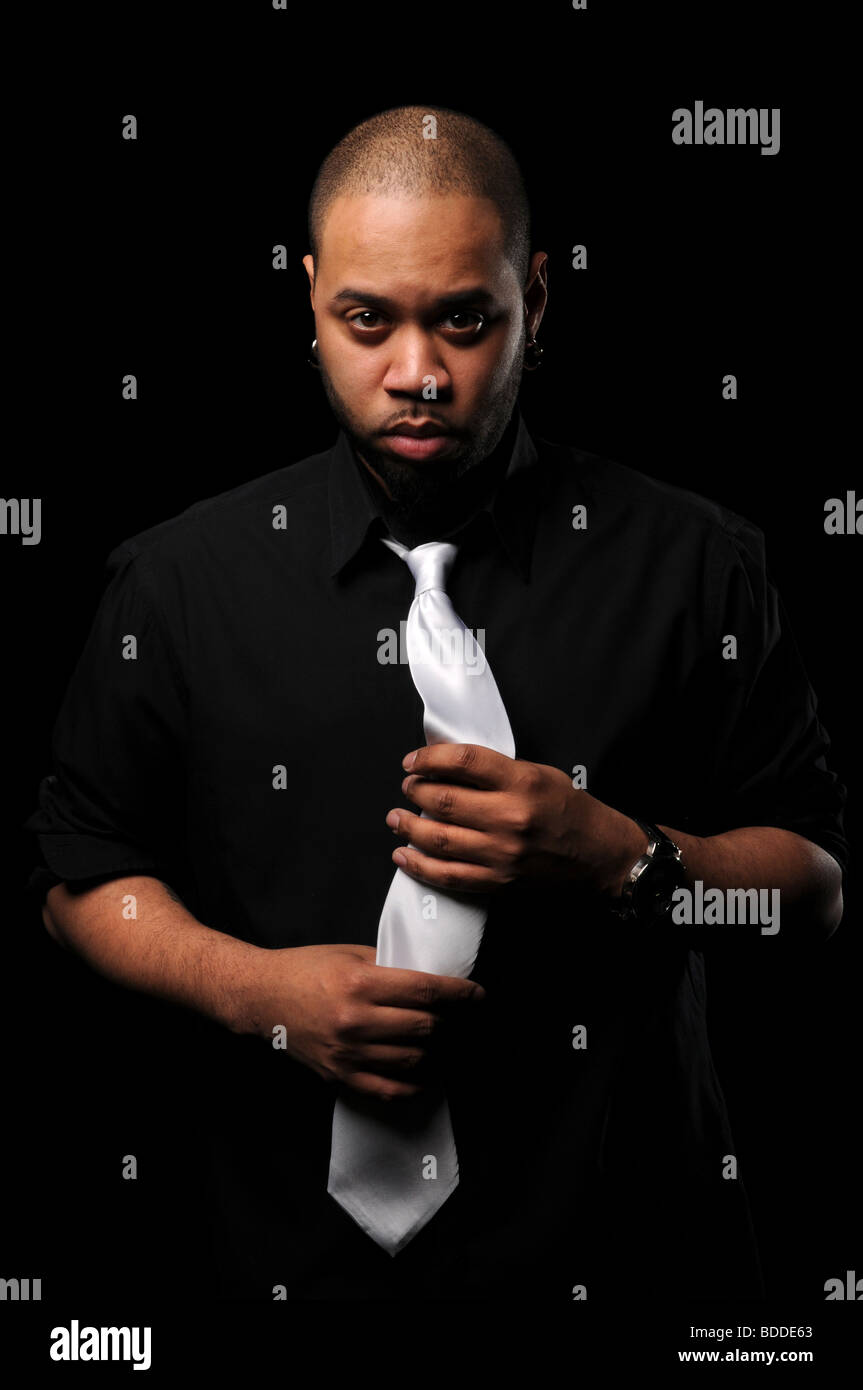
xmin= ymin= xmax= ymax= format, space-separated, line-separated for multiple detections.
xmin=315 ymin=327 xmax=526 ymax=544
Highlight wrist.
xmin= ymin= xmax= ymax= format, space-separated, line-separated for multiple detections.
xmin=595 ymin=811 xmax=650 ymax=901
xmin=657 ymin=825 xmax=703 ymax=887
xmin=214 ymin=937 xmax=272 ymax=1036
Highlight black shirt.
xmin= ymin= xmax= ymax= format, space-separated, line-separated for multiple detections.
xmin=24 ymin=406 xmax=847 ymax=1299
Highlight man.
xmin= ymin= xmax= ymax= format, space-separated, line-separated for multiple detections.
xmin=26 ymin=105 xmax=847 ymax=1300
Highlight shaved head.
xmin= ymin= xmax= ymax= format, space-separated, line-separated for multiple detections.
xmin=308 ymin=105 xmax=530 ymax=287
xmin=302 ymin=106 xmax=546 ymax=546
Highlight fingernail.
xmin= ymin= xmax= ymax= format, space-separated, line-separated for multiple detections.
xmin=402 ymin=750 xmax=417 ymax=769
xmin=386 ymin=811 xmax=401 ymax=833
xmin=393 ymin=850 xmax=407 ymax=867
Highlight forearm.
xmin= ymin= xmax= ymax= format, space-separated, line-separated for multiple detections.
xmin=607 ymin=817 xmax=843 ymax=939
xmin=661 ymin=824 xmax=843 ymax=937
xmin=43 ymin=875 xmax=262 ymax=1030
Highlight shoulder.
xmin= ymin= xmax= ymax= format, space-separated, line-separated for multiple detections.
xmin=102 ymin=442 xmax=335 ymax=580
xmin=533 ymin=431 xmax=767 ymax=568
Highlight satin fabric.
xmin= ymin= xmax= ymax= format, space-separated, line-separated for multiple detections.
xmin=327 ymin=537 xmax=516 ymax=1255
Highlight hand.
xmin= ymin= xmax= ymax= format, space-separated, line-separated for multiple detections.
xmin=231 ymin=942 xmax=486 ymax=1101
xmin=385 ymin=743 xmax=647 ymax=896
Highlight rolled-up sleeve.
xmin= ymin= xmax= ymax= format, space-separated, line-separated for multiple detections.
xmin=23 ymin=540 xmax=188 ymax=904
xmin=699 ymin=516 xmax=848 ymax=880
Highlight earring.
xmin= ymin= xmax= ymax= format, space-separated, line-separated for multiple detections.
xmin=308 ymin=337 xmax=321 ymax=369
xmin=523 ymin=336 xmax=544 ymax=371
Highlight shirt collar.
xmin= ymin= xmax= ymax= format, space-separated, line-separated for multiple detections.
xmin=327 ymin=406 xmax=540 ymax=582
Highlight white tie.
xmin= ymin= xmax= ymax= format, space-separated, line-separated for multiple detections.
xmin=327 ymin=536 xmax=516 ymax=1256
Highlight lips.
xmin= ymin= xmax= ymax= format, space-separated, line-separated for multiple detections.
xmin=381 ymin=421 xmax=454 ymax=460
xmin=383 ymin=421 xmax=450 ymax=438
xmin=382 ymin=432 xmax=454 ymax=460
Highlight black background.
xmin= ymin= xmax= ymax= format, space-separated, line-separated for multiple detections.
xmin=2 ymin=0 xmax=858 ymax=1359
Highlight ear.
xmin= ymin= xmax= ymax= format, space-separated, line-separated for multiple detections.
xmin=523 ymin=251 xmax=548 ymax=339
xmin=302 ymin=254 xmax=316 ymax=306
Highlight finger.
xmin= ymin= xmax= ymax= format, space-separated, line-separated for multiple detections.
xmin=342 ymin=1043 xmax=435 ymax=1075
xmin=388 ymin=807 xmax=503 ymax=866
xmin=395 ymin=780 xmax=508 ymax=831
xmin=344 ymin=1071 xmax=424 ymax=1101
xmin=342 ymin=1005 xmax=443 ymax=1041
xmin=392 ymin=844 xmax=511 ymax=892
xmin=402 ymin=743 xmax=515 ymax=791
xmin=362 ymin=965 xmax=487 ymax=1011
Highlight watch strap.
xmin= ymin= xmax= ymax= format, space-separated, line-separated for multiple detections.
xmin=607 ymin=817 xmax=684 ymax=922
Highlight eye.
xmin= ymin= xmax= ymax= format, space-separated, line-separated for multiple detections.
xmin=345 ymin=308 xmax=487 ymax=337
xmin=348 ymin=310 xmax=386 ymax=331
xmin=441 ymin=311 xmax=485 ymax=334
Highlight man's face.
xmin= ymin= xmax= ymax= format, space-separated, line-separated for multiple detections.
xmin=303 ymin=194 xmax=529 ymax=519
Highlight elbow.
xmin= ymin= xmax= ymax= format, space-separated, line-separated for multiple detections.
xmin=42 ymin=888 xmax=69 ymax=948
xmin=820 ymin=848 xmax=844 ymax=940
xmin=798 ymin=841 xmax=844 ymax=941
xmin=820 ymin=882 xmax=843 ymax=941
xmin=42 ymin=901 xmax=61 ymax=942
xmin=807 ymin=851 xmax=844 ymax=941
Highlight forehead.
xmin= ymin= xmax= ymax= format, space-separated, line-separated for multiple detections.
xmin=317 ymin=193 xmax=512 ymax=290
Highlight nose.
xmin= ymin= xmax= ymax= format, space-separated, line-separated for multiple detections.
xmin=380 ymin=327 xmax=452 ymax=397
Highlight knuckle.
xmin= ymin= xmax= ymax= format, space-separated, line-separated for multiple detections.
xmin=414 ymin=976 xmax=436 ymax=1007
xmin=505 ymin=802 xmax=532 ymax=835
xmin=333 ymin=1003 xmax=359 ymax=1037
xmin=503 ymin=831 xmax=527 ymax=863
xmin=345 ymin=965 xmax=369 ymax=995
xmin=346 ymin=961 xmax=366 ymax=995
xmin=436 ymin=786 xmax=456 ymax=818
xmin=457 ymin=743 xmax=478 ymax=772
xmin=519 ymin=762 xmax=541 ymax=793
xmin=431 ymin=825 xmax=451 ymax=854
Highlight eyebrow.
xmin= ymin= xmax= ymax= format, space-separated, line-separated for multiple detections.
xmin=330 ymin=286 xmax=497 ymax=312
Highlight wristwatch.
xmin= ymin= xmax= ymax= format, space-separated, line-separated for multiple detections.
xmin=607 ymin=817 xmax=687 ymax=924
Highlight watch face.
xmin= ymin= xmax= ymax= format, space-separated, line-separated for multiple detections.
xmin=634 ymin=859 xmax=685 ymax=921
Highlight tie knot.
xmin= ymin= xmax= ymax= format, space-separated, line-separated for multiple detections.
xmin=382 ymin=537 xmax=458 ymax=597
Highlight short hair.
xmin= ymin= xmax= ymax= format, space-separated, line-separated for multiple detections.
xmin=307 ymin=105 xmax=531 ymax=286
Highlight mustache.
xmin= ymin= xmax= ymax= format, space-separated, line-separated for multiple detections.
xmin=380 ymin=418 xmax=459 ymax=437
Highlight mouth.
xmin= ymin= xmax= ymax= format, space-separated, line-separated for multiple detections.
xmin=380 ymin=422 xmax=455 ymax=460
